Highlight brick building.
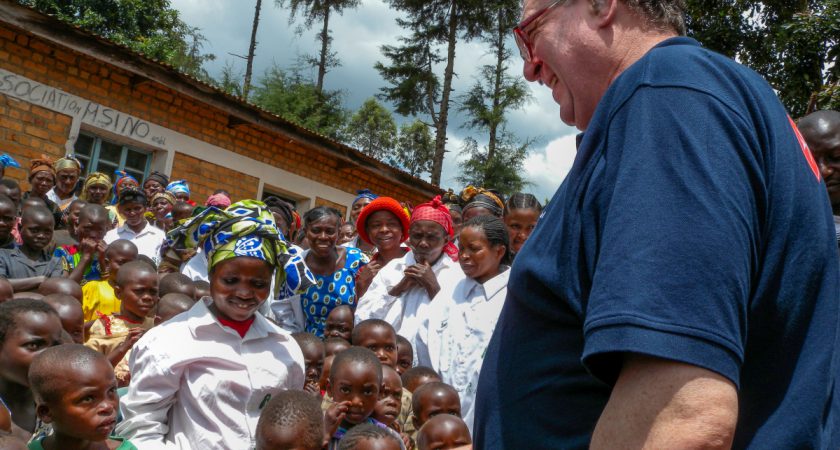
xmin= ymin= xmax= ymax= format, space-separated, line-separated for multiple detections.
xmin=0 ymin=1 xmax=440 ymax=217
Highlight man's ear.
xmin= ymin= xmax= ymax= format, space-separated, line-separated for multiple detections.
xmin=591 ymin=0 xmax=619 ymax=27
xmin=36 ymin=402 xmax=52 ymax=424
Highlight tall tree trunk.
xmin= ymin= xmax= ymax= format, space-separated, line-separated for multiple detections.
xmin=431 ymin=0 xmax=458 ymax=186
xmin=485 ymin=9 xmax=505 ymax=181
xmin=316 ymin=1 xmax=332 ymax=94
xmin=243 ymin=0 xmax=262 ymax=100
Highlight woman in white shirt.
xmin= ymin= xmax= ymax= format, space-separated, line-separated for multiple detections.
xmin=420 ymin=215 xmax=511 ymax=432
xmin=117 ymin=200 xmax=313 ymax=450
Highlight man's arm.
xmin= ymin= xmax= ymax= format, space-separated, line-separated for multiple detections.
xmin=591 ymin=354 xmax=738 ymax=450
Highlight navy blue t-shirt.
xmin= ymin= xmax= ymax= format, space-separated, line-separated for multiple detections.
xmin=473 ymin=37 xmax=840 ymax=449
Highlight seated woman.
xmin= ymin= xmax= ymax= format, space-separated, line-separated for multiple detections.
xmin=116 ymin=201 xmax=313 ymax=450
xmin=355 ymin=196 xmax=465 ymax=364
xmin=419 ymin=215 xmax=511 ymax=432
xmin=353 ymin=196 xmax=411 ymax=298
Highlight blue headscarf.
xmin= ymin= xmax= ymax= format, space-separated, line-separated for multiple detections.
xmin=0 ymin=154 xmax=20 ymax=170
xmin=352 ymin=189 xmax=378 ymax=206
xmin=167 ymin=179 xmax=190 ymax=197
xmin=112 ymin=171 xmax=139 ymax=205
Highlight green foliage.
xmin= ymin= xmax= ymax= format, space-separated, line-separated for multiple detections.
xmin=457 ymin=132 xmax=531 ymax=196
xmin=685 ymin=0 xmax=839 ymax=116
xmin=19 ymin=0 xmax=215 ymax=80
xmin=394 ymin=120 xmax=435 ymax=177
xmin=217 ymin=62 xmax=243 ymax=98
xmin=376 ymin=36 xmax=441 ymax=118
xmin=251 ymin=65 xmax=348 ymax=139
xmin=344 ymin=98 xmax=398 ymax=161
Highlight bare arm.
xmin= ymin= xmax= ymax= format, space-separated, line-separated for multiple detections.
xmin=591 ymin=354 xmax=738 ymax=450
xmin=8 ymin=276 xmax=46 ymax=292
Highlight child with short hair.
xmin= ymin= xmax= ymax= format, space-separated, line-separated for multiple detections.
xmin=415 ymin=414 xmax=472 ymax=450
xmin=325 ymin=336 xmax=351 ymax=358
xmin=352 ymin=319 xmax=398 ymax=367
xmin=0 ymin=206 xmax=64 ymax=292
xmin=85 ymin=261 xmax=158 ymax=368
xmin=319 ymin=354 xmax=335 ymax=394
xmin=373 ymin=366 xmax=405 ymax=431
xmin=0 ymin=299 xmax=63 ymax=434
xmin=338 ymin=423 xmax=403 ymax=450
xmin=193 ymin=280 xmax=211 ymax=300
xmin=38 ymin=277 xmax=82 ymax=301
xmin=55 ymin=204 xmax=110 ymax=284
xmin=52 ymin=199 xmax=86 ymax=247
xmin=159 ymin=272 xmax=196 ymax=298
xmin=155 ymin=293 xmax=195 ymax=325
xmin=396 ymin=335 xmax=414 ymax=376
xmin=42 ymin=294 xmax=84 ymax=344
xmin=256 ymin=390 xmax=324 ymax=450
xmin=27 ymin=344 xmax=137 ymax=449
xmin=0 ymin=194 xmax=17 ymax=249
xmin=292 ymin=332 xmax=325 ymax=394
xmin=325 ymin=304 xmax=354 ymax=341
xmin=81 ymin=239 xmax=138 ymax=322
xmin=105 ymin=188 xmax=166 ymax=267
xmin=411 ymin=382 xmax=461 ymax=432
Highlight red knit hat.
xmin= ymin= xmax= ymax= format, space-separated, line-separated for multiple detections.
xmin=356 ymin=196 xmax=410 ymax=246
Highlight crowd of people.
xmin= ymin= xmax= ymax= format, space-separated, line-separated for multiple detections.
xmin=0 ymin=152 xmax=542 ymax=449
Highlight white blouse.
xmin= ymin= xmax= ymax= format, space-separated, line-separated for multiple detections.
xmin=116 ymin=298 xmax=306 ymax=450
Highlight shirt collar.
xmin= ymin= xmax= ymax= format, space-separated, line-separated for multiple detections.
xmin=462 ymin=266 xmax=510 ymax=300
xmin=188 ymin=297 xmax=289 ymax=342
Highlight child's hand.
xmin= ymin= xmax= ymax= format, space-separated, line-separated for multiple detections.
xmin=120 ymin=327 xmax=146 ymax=350
xmin=400 ymin=432 xmax=412 ymax=450
xmin=324 ymin=400 xmax=350 ymax=441
xmin=96 ymin=240 xmax=107 ymax=260
xmin=79 ymin=238 xmax=98 ymax=257
xmin=303 ymin=380 xmax=320 ymax=395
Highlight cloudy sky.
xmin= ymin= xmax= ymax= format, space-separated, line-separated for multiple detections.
xmin=170 ymin=0 xmax=579 ymax=201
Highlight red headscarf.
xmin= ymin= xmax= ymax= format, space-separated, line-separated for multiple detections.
xmin=410 ymin=195 xmax=458 ymax=261
xmin=356 ymin=196 xmax=410 ymax=246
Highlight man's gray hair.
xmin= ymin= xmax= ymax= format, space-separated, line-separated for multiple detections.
xmin=622 ymin=0 xmax=686 ymax=35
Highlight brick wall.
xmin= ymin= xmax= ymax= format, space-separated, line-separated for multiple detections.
xmin=0 ymin=23 xmax=437 ymax=205
xmin=315 ymin=197 xmax=348 ymax=218
xmin=171 ymin=153 xmax=258 ymax=204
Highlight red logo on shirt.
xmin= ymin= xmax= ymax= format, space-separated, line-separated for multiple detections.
xmin=789 ymin=115 xmax=820 ymax=181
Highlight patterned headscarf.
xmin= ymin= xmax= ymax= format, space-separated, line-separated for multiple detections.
xmin=352 ymin=189 xmax=378 ymax=206
xmin=165 ymin=200 xmax=314 ymax=297
xmin=81 ymin=172 xmax=112 ymax=203
xmin=0 ymin=154 xmax=20 ymax=169
xmin=410 ymin=195 xmax=458 ymax=261
xmin=29 ymin=156 xmax=55 ymax=179
xmin=112 ymin=171 xmax=139 ymax=205
xmin=151 ymin=191 xmax=176 ymax=206
xmin=206 ymin=193 xmax=231 ymax=209
xmin=144 ymin=171 xmax=169 ymax=188
xmin=55 ymin=155 xmax=82 ymax=173
xmin=166 ymin=180 xmax=190 ymax=197
xmin=460 ymin=186 xmax=504 ymax=217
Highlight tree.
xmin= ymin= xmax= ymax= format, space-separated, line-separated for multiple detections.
xmin=275 ymin=0 xmax=360 ymax=94
xmin=251 ymin=65 xmax=348 ymax=139
xmin=685 ymin=0 xmax=839 ymax=116
xmin=218 ymin=62 xmax=243 ymax=97
xmin=376 ymin=0 xmax=492 ymax=186
xmin=243 ymin=0 xmax=263 ymax=100
xmin=19 ymin=0 xmax=215 ymax=80
xmin=344 ymin=98 xmax=397 ymax=161
xmin=394 ymin=120 xmax=435 ymax=178
xmin=457 ymin=132 xmax=531 ymax=196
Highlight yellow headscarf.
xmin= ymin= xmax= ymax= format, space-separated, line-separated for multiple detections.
xmin=81 ymin=172 xmax=112 ymax=202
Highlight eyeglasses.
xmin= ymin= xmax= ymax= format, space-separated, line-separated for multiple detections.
xmin=513 ymin=0 xmax=567 ymax=62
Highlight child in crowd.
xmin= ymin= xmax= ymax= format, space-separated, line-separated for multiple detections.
xmin=337 ymin=222 xmax=356 ymax=246
xmin=55 ymin=204 xmax=110 ymax=284
xmin=105 ymin=188 xmax=166 ymax=267
xmin=42 ymin=294 xmax=84 ymax=344
xmin=0 ymin=179 xmax=22 ymax=246
xmin=27 ymin=344 xmax=136 ymax=450
xmin=411 ymin=382 xmax=461 ymax=432
xmin=503 ymin=193 xmax=542 ymax=257
xmin=374 ymin=366 xmax=405 ymax=432
xmin=0 ymin=194 xmax=17 ymax=249
xmin=0 ymin=278 xmax=12 ymax=303
xmin=255 ymin=390 xmax=324 ymax=450
xmin=396 ymin=335 xmax=414 ymax=376
xmin=171 ymin=200 xmax=194 ymax=223
xmin=193 ymin=280 xmax=211 ymax=300
xmin=415 ymin=414 xmax=472 ymax=450
xmin=325 ymin=304 xmax=354 ymax=341
xmin=0 ymin=206 xmax=64 ymax=292
xmin=325 ymin=336 xmax=351 ymax=357
xmin=85 ymin=261 xmax=158 ymax=367
xmin=159 ymin=272 xmax=196 ymax=298
xmin=117 ymin=202 xmax=309 ymax=450
xmin=52 ymin=199 xmax=87 ymax=247
xmin=319 ymin=354 xmax=335 ymax=395
xmin=293 ymin=332 xmax=325 ymax=394
xmin=81 ymin=239 xmax=138 ymax=322
xmin=0 ymin=299 xmax=63 ymax=435
xmin=38 ymin=277 xmax=82 ymax=302
xmin=155 ymin=293 xmax=195 ymax=325
xmin=338 ymin=423 xmax=404 ymax=450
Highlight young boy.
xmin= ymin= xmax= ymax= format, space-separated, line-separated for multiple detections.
xmin=396 ymin=335 xmax=413 ymax=376
xmin=338 ymin=423 xmax=403 ymax=450
xmin=55 ymin=204 xmax=110 ymax=284
xmin=255 ymin=390 xmax=324 ymax=450
xmin=81 ymin=239 xmax=138 ymax=322
xmin=325 ymin=305 xmax=354 ymax=341
xmin=415 ymin=414 xmax=471 ymax=450
xmin=319 ymin=354 xmax=335 ymax=395
xmin=85 ymin=261 xmax=158 ymax=367
xmin=27 ymin=344 xmax=137 ymax=449
xmin=292 ymin=332 xmax=325 ymax=395
xmin=105 ymin=189 xmax=166 ymax=267
xmin=401 ymin=367 xmax=442 ymax=393
xmin=0 ymin=194 xmax=17 ymax=249
xmin=352 ymin=319 xmax=398 ymax=368
xmin=38 ymin=277 xmax=82 ymax=302
xmin=325 ymin=337 xmax=351 ymax=358
xmin=158 ymin=272 xmax=196 ymax=298
xmin=193 ymin=280 xmax=211 ymax=300
xmin=42 ymin=294 xmax=84 ymax=344
xmin=411 ymin=382 xmax=461 ymax=432
xmin=171 ymin=201 xmax=194 ymax=223
xmin=374 ymin=366 xmax=404 ymax=431
xmin=53 ymin=199 xmax=87 ymax=247
xmin=0 ymin=206 xmax=64 ymax=292
xmin=155 ymin=293 xmax=195 ymax=325
xmin=0 ymin=179 xmax=22 ymax=246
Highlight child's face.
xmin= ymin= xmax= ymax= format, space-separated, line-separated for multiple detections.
xmin=76 ymin=216 xmax=109 ymax=242
xmin=66 ymin=203 xmax=84 ymax=231
xmin=318 ymin=355 xmax=334 ymax=393
xmin=324 ymin=340 xmax=350 ymax=358
xmin=324 ymin=307 xmax=353 ymax=341
xmin=118 ymin=201 xmax=146 ymax=228
xmin=209 ymin=257 xmax=272 ymax=322
xmin=115 ymin=271 xmax=159 ymax=320
xmin=354 ymin=325 xmax=398 ymax=368
xmin=21 ymin=213 xmax=54 ymax=252
xmin=337 ymin=224 xmax=355 ymax=245
xmin=329 ymin=361 xmax=380 ymax=425
xmin=105 ymin=248 xmax=138 ymax=282
xmin=0 ymin=312 xmax=62 ymax=386
xmin=395 ymin=342 xmax=412 ymax=376
xmin=0 ymin=201 xmax=16 ymax=242
xmin=417 ymin=417 xmax=472 ymax=450
xmin=301 ymin=343 xmax=324 ymax=388
xmin=39 ymin=357 xmax=118 ymax=442
xmin=55 ymin=304 xmax=84 ymax=345
xmin=0 ymin=186 xmax=21 ymax=208
xmin=415 ymin=389 xmax=461 ymax=429
xmin=373 ymin=367 xmax=402 ymax=426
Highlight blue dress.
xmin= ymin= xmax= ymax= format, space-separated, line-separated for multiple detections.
xmin=302 ymin=247 xmax=368 ymax=337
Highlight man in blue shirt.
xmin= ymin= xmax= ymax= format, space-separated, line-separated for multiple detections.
xmin=473 ymin=0 xmax=840 ymax=448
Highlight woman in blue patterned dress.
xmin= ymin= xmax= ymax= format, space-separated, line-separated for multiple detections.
xmin=301 ymin=206 xmax=369 ymax=337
